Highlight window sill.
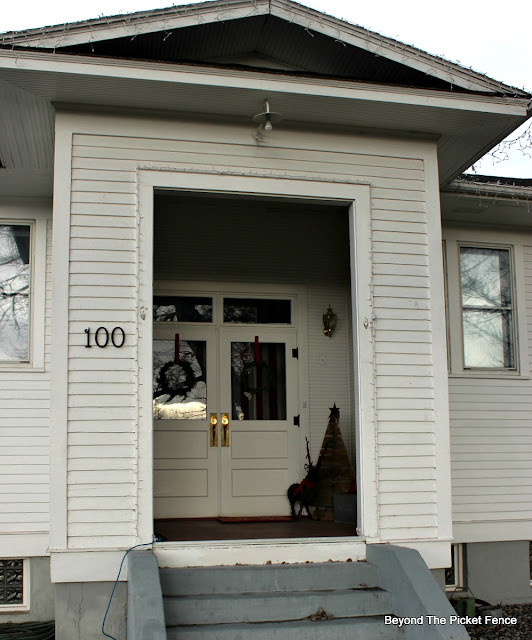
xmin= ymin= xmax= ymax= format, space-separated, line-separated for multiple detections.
xmin=448 ymin=372 xmax=530 ymax=381
xmin=0 ymin=604 xmax=29 ymax=612
xmin=0 ymin=367 xmax=46 ymax=374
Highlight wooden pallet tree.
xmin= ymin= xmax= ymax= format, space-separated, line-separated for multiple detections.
xmin=315 ymin=404 xmax=356 ymax=521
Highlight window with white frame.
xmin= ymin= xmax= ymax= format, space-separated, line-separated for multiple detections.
xmin=459 ymin=245 xmax=515 ymax=370
xmin=0 ymin=210 xmax=47 ymax=369
xmin=0 ymin=559 xmax=27 ymax=609
xmin=0 ymin=224 xmax=31 ymax=362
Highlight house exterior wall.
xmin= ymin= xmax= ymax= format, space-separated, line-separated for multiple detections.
xmin=0 ymin=199 xmax=52 ymax=558
xmin=444 ymin=225 xmax=532 ymax=544
xmin=45 ymin=108 xmax=452 ymax=575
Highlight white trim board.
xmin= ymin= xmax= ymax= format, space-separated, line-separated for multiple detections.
xmin=154 ymin=538 xmax=367 ymax=568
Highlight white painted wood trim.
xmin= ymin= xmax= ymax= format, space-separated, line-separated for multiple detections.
xmin=424 ymin=148 xmax=453 ymax=542
xmin=453 ymin=520 xmax=532 ymax=544
xmin=349 ymin=196 xmax=379 ymax=541
xmin=155 ymin=538 xmax=367 ymax=568
xmin=373 ymin=540 xmax=452 ymax=569
xmin=137 ymin=169 xmax=373 ymax=544
xmin=0 ymin=534 xmax=50 ymax=558
xmin=136 ymin=181 xmax=154 ymax=543
xmin=49 ymin=115 xmax=73 ymax=551
xmin=50 ymin=550 xmax=130 ymax=583
xmin=0 ymin=50 xmax=528 ymax=117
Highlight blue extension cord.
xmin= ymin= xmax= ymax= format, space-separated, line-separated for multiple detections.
xmin=101 ymin=537 xmax=162 ymax=640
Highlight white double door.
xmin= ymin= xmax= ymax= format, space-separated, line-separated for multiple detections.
xmin=153 ymin=323 xmax=301 ymax=518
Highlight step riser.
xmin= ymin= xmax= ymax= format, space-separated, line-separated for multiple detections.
xmin=160 ymin=561 xmax=378 ymax=596
xmin=164 ymin=589 xmax=392 ymax=625
xmin=166 ymin=618 xmax=403 ymax=640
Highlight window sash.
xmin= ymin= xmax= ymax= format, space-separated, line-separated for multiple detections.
xmin=0 ymin=224 xmax=31 ymax=363
xmin=459 ymin=246 xmax=515 ymax=370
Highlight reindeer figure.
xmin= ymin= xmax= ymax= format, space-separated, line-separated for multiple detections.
xmin=287 ymin=438 xmax=328 ymax=520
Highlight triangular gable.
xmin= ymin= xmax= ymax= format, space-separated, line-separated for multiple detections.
xmin=0 ymin=0 xmax=527 ymax=97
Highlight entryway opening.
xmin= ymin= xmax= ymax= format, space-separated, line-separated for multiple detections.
xmin=151 ymin=190 xmax=357 ymax=541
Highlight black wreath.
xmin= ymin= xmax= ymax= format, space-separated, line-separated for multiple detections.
xmin=156 ymin=359 xmax=197 ymax=398
xmin=240 ymin=360 xmax=276 ymax=396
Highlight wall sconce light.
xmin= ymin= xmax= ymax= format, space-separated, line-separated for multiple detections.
xmin=253 ymin=99 xmax=282 ymax=133
xmin=323 ymin=305 xmax=337 ymax=338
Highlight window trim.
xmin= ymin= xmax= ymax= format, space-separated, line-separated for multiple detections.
xmin=0 ymin=208 xmax=47 ymax=370
xmin=445 ymin=544 xmax=464 ymax=591
xmin=457 ymin=242 xmax=517 ymax=372
xmin=443 ymin=230 xmax=527 ymax=378
xmin=0 ymin=558 xmax=30 ymax=612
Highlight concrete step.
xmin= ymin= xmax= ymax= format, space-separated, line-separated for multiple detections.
xmin=160 ymin=561 xmax=378 ymax=596
xmin=166 ymin=616 xmax=404 ymax=640
xmin=164 ymin=587 xmax=392 ymax=626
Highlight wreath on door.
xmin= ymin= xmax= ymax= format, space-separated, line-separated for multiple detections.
xmin=156 ymin=359 xmax=197 ymax=398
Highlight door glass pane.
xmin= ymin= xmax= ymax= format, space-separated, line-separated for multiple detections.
xmin=224 ymin=298 xmax=291 ymax=324
xmin=230 ymin=341 xmax=286 ymax=420
xmin=153 ymin=296 xmax=213 ymax=322
xmin=153 ymin=339 xmax=207 ymax=419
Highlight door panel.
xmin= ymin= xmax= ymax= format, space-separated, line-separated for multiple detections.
xmin=153 ymin=325 xmax=218 ymax=518
xmin=153 ymin=293 xmax=301 ymax=519
xmin=219 ymin=329 xmax=299 ymax=516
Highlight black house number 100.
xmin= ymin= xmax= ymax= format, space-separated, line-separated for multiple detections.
xmin=84 ymin=327 xmax=126 ymax=348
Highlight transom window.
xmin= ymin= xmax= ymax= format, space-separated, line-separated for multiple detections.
xmin=459 ymin=246 xmax=515 ymax=369
xmin=0 ymin=224 xmax=31 ymax=362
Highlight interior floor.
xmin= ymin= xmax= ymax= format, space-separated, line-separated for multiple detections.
xmin=154 ymin=518 xmax=357 ymax=541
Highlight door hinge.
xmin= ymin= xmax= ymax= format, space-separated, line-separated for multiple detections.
xmin=293 ymin=415 xmax=300 ymax=427
xmin=292 ymin=348 xmax=299 ymax=359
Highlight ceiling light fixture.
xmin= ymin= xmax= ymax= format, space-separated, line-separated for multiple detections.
xmin=253 ymin=99 xmax=282 ymax=133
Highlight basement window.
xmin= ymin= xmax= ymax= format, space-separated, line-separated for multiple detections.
xmin=0 ymin=559 xmax=28 ymax=610
xmin=445 ymin=544 xmax=464 ymax=591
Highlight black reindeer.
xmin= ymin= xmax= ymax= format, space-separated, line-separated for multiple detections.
xmin=287 ymin=438 xmax=328 ymax=520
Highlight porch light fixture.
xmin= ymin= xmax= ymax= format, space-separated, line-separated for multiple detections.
xmin=323 ymin=305 xmax=337 ymax=338
xmin=252 ymin=99 xmax=282 ymax=132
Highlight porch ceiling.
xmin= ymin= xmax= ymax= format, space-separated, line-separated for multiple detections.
xmin=0 ymin=49 xmax=529 ymax=196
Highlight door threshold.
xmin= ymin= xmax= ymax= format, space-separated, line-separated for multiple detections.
xmin=154 ymin=536 xmax=366 ymax=568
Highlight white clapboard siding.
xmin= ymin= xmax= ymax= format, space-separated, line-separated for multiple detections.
xmin=0 ymin=218 xmax=52 ymax=537
xmin=446 ymin=241 xmax=532 ymax=532
xmin=66 ymin=122 xmax=437 ymax=546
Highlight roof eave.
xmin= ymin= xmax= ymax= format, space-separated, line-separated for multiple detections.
xmin=0 ymin=0 xmax=528 ymax=98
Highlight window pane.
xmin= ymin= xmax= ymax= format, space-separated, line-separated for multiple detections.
xmin=0 ymin=559 xmax=24 ymax=605
xmin=460 ymin=247 xmax=511 ymax=308
xmin=230 ymin=341 xmax=286 ymax=420
xmin=153 ymin=339 xmax=207 ymax=419
xmin=153 ymin=296 xmax=212 ymax=322
xmin=460 ymin=246 xmax=514 ymax=369
xmin=463 ymin=309 xmax=513 ymax=368
xmin=0 ymin=225 xmax=30 ymax=361
xmin=224 ymin=298 xmax=291 ymax=324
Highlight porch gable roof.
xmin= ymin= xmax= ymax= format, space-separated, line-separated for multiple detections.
xmin=0 ymin=0 xmax=529 ymax=98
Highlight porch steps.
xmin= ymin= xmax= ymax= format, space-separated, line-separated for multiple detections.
xmin=160 ymin=562 xmax=404 ymax=639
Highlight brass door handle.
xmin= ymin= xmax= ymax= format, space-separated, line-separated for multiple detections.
xmin=221 ymin=413 xmax=230 ymax=447
xmin=209 ymin=413 xmax=218 ymax=447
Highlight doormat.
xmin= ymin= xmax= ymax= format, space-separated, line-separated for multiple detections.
xmin=217 ymin=516 xmax=294 ymax=523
